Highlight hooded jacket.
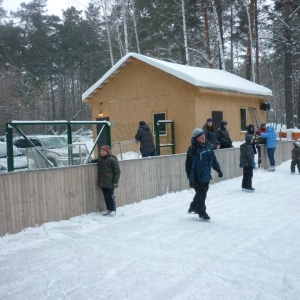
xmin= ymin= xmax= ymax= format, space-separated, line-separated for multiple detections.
xmin=185 ymin=137 xmax=221 ymax=184
xmin=260 ymin=126 xmax=277 ymax=148
xmin=240 ymin=140 xmax=254 ymax=167
xmin=292 ymin=143 xmax=300 ymax=161
xmin=202 ymin=123 xmax=218 ymax=150
xmin=135 ymin=124 xmax=156 ymax=155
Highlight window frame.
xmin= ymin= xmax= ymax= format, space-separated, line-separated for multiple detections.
xmin=153 ymin=112 xmax=167 ymax=136
xmin=240 ymin=107 xmax=247 ymax=132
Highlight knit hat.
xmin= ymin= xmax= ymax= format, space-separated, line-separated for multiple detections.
xmin=293 ymin=142 xmax=300 ymax=147
xmin=139 ymin=121 xmax=146 ymax=126
xmin=221 ymin=120 xmax=227 ymax=126
xmin=245 ymin=134 xmax=253 ymax=142
xmin=206 ymin=118 xmax=213 ymax=123
xmin=261 ymin=123 xmax=266 ymax=127
xmin=101 ymin=145 xmax=111 ymax=154
xmin=193 ymin=128 xmax=204 ymax=139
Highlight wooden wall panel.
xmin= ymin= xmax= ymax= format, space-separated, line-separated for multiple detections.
xmin=0 ymin=141 xmax=293 ymax=236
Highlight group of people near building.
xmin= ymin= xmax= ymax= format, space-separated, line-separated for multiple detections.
xmin=92 ymin=118 xmax=299 ymax=221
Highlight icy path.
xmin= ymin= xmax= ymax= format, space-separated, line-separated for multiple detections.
xmin=1 ymin=161 xmax=300 ymax=300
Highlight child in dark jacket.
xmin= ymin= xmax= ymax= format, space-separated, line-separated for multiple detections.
xmin=291 ymin=142 xmax=300 ymax=174
xmin=240 ymin=134 xmax=255 ymax=191
xmin=92 ymin=145 xmax=121 ymax=216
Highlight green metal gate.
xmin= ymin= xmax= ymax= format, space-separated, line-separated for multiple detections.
xmin=5 ymin=120 xmax=111 ymax=172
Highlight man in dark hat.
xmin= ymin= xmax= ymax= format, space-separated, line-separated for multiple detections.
xmin=216 ymin=120 xmax=233 ymax=149
xmin=135 ymin=121 xmax=156 ymax=157
xmin=185 ymin=128 xmax=223 ymax=221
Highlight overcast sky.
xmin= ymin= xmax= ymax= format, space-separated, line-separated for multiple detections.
xmin=2 ymin=0 xmax=90 ymax=18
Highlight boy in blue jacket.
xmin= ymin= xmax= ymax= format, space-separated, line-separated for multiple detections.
xmin=185 ymin=128 xmax=223 ymax=221
xmin=261 ymin=125 xmax=277 ymax=171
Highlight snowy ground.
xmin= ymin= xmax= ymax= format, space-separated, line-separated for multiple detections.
xmin=1 ymin=160 xmax=300 ymax=300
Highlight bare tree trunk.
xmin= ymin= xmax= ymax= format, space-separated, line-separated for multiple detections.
xmin=212 ymin=0 xmax=225 ymax=70
xmin=122 ymin=0 xmax=129 ymax=54
xmin=101 ymin=0 xmax=114 ymax=66
xmin=245 ymin=0 xmax=255 ymax=81
xmin=203 ymin=0 xmax=212 ymax=68
xmin=181 ymin=0 xmax=189 ymax=65
xmin=229 ymin=5 xmax=234 ymax=72
xmin=131 ymin=0 xmax=140 ymax=54
xmin=254 ymin=0 xmax=259 ymax=83
xmin=284 ymin=0 xmax=294 ymax=128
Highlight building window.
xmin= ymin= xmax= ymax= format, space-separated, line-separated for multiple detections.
xmin=153 ymin=112 xmax=166 ymax=135
xmin=240 ymin=108 xmax=247 ymax=131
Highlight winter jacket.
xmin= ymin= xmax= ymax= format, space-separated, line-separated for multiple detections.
xmin=216 ymin=127 xmax=232 ymax=149
xmin=240 ymin=141 xmax=254 ymax=167
xmin=185 ymin=138 xmax=221 ymax=184
xmin=96 ymin=154 xmax=121 ymax=188
xmin=246 ymin=124 xmax=255 ymax=136
xmin=260 ymin=126 xmax=277 ymax=149
xmin=135 ymin=124 xmax=156 ymax=155
xmin=245 ymin=124 xmax=257 ymax=154
xmin=256 ymin=126 xmax=266 ymax=136
xmin=203 ymin=124 xmax=218 ymax=150
xmin=292 ymin=144 xmax=300 ymax=162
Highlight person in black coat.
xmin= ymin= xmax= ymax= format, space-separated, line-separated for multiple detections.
xmin=216 ymin=120 xmax=233 ymax=149
xmin=135 ymin=121 xmax=156 ymax=157
xmin=240 ymin=134 xmax=255 ymax=191
xmin=203 ymin=118 xmax=219 ymax=150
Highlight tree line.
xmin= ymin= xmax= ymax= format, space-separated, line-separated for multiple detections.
xmin=0 ymin=0 xmax=299 ymax=135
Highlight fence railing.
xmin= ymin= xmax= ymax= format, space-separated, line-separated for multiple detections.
xmin=0 ymin=141 xmax=294 ymax=236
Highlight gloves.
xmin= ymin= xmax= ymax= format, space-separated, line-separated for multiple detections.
xmin=252 ymin=161 xmax=256 ymax=167
xmin=189 ymin=182 xmax=195 ymax=189
xmin=113 ymin=183 xmax=118 ymax=188
xmin=218 ymin=170 xmax=223 ymax=178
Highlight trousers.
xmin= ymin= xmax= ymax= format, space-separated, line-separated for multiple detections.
xmin=189 ymin=183 xmax=209 ymax=214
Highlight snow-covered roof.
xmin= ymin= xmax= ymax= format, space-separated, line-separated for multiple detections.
xmin=82 ymin=52 xmax=272 ymax=101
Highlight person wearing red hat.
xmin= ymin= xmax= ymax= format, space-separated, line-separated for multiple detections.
xmin=93 ymin=145 xmax=121 ymax=216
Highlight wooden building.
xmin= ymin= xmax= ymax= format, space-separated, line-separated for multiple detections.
xmin=82 ymin=53 xmax=272 ymax=155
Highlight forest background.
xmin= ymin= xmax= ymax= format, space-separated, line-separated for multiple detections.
xmin=0 ymin=0 xmax=299 ymax=136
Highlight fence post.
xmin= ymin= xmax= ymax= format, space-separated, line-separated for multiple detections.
xmin=6 ymin=124 xmax=14 ymax=172
xmin=67 ymin=122 xmax=73 ymax=165
xmin=155 ymin=122 xmax=160 ymax=156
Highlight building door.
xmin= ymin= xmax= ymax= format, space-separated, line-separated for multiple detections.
xmin=96 ymin=117 xmax=110 ymax=155
xmin=212 ymin=111 xmax=223 ymax=129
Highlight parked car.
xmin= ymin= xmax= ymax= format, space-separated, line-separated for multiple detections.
xmin=13 ymin=135 xmax=89 ymax=167
xmin=0 ymin=142 xmax=28 ymax=172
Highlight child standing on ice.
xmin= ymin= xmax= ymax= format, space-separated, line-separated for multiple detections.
xmin=291 ymin=142 xmax=300 ymax=174
xmin=92 ymin=145 xmax=121 ymax=216
xmin=240 ymin=134 xmax=255 ymax=191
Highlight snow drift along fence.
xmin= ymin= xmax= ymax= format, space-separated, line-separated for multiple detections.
xmin=0 ymin=141 xmax=294 ymax=236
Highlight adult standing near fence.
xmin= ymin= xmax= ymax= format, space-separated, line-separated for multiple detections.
xmin=255 ymin=122 xmax=267 ymax=166
xmin=240 ymin=134 xmax=255 ymax=191
xmin=93 ymin=145 xmax=121 ymax=216
xmin=185 ymin=128 xmax=223 ymax=221
xmin=203 ymin=118 xmax=219 ymax=150
xmin=135 ymin=121 xmax=156 ymax=157
xmin=260 ymin=125 xmax=277 ymax=171
xmin=216 ymin=120 xmax=233 ymax=149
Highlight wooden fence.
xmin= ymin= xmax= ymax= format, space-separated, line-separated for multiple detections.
xmin=0 ymin=141 xmax=294 ymax=236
